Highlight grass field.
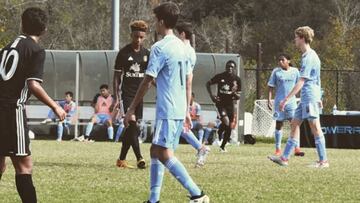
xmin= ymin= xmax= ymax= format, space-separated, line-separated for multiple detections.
xmin=1 ymin=140 xmax=360 ymax=203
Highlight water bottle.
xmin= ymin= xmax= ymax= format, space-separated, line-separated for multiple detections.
xmin=332 ymin=105 xmax=337 ymax=115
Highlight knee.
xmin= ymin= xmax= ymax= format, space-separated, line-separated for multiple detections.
xmin=275 ymin=122 xmax=283 ymax=130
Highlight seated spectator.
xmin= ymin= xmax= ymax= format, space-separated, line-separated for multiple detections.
xmin=187 ymin=92 xmax=205 ymax=141
xmin=41 ymin=91 xmax=76 ymax=141
xmin=84 ymin=84 xmax=115 ymax=142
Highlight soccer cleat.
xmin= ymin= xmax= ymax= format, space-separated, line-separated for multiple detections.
xmin=190 ymin=192 xmax=210 ymax=203
xmin=196 ymin=146 xmax=210 ymax=167
xmin=56 ymin=138 xmax=62 ymax=142
xmin=116 ymin=159 xmax=135 ymax=169
xmin=268 ymin=155 xmax=288 ymax=166
xmin=137 ymin=158 xmax=146 ymax=169
xmin=274 ymin=149 xmax=281 ymax=156
xmin=219 ymin=147 xmax=227 ymax=153
xmin=308 ymin=160 xmax=329 ymax=168
xmin=294 ymin=148 xmax=305 ymax=157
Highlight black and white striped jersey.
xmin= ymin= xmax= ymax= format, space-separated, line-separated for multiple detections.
xmin=0 ymin=35 xmax=45 ymax=105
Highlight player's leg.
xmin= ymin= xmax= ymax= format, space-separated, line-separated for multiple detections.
xmin=274 ymin=121 xmax=284 ymax=155
xmin=181 ymin=129 xmax=202 ymax=151
xmin=105 ymin=118 xmax=114 ymax=140
xmin=0 ymin=156 xmax=5 ymax=180
xmin=127 ymin=120 xmax=145 ymax=169
xmin=219 ymin=115 xmax=231 ymax=152
xmin=84 ymin=116 xmax=97 ymax=139
xmin=114 ymin=119 xmax=124 ymax=142
xmin=11 ymin=156 xmax=37 ymax=203
xmin=286 ymin=107 xmax=305 ymax=156
xmin=193 ymin=121 xmax=205 ymax=143
xmin=57 ymin=121 xmax=64 ymax=141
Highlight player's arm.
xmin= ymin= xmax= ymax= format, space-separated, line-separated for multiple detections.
xmin=185 ymin=73 xmax=193 ymax=129
xmin=268 ymin=86 xmax=274 ymax=110
xmin=206 ymin=79 xmax=219 ymax=103
xmin=124 ymin=75 xmax=153 ymax=126
xmin=27 ymin=80 xmax=65 ymax=120
xmin=280 ymin=78 xmax=305 ymax=111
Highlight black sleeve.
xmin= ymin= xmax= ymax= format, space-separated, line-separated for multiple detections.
xmin=26 ymin=49 xmax=45 ymax=82
xmin=114 ymin=50 xmax=125 ymax=72
xmin=144 ymin=49 xmax=150 ymax=70
xmin=209 ymin=74 xmax=220 ymax=84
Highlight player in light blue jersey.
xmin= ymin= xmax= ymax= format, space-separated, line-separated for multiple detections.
xmin=124 ymin=2 xmax=209 ymax=203
xmin=269 ymin=26 xmax=328 ymax=168
xmin=176 ymin=22 xmax=210 ymax=167
xmin=268 ymin=53 xmax=304 ymax=156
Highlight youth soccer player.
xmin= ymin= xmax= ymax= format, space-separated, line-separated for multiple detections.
xmin=267 ymin=54 xmax=304 ymax=156
xmin=176 ymin=22 xmax=210 ymax=167
xmin=123 ymin=2 xmax=209 ymax=202
xmin=84 ymin=84 xmax=114 ymax=141
xmin=206 ymin=60 xmax=241 ymax=152
xmin=113 ymin=20 xmax=149 ymax=169
xmin=0 ymin=7 xmax=66 ymax=202
xmin=269 ymin=26 xmax=328 ymax=168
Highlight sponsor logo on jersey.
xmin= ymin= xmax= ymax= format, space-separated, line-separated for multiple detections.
xmin=128 ymin=56 xmax=134 ymax=61
xmin=143 ymin=55 xmax=148 ymax=62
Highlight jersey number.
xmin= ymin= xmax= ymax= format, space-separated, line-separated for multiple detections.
xmin=0 ymin=49 xmax=19 ymax=81
xmin=178 ymin=60 xmax=189 ymax=87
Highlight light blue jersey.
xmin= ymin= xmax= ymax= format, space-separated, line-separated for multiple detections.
xmin=268 ymin=67 xmax=299 ymax=110
xmin=185 ymin=43 xmax=196 ymax=71
xmin=299 ymin=49 xmax=321 ymax=102
xmin=146 ymin=34 xmax=191 ymax=120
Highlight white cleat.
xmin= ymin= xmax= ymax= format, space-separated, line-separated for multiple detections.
xmin=268 ymin=155 xmax=288 ymax=166
xmin=190 ymin=194 xmax=210 ymax=203
xmin=308 ymin=161 xmax=329 ymax=168
xmin=196 ymin=146 xmax=210 ymax=167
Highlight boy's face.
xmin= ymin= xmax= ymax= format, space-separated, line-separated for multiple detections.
xmin=278 ymin=56 xmax=290 ymax=68
xmin=294 ymin=34 xmax=303 ymax=48
xmin=100 ymin=88 xmax=109 ymax=97
xmin=65 ymin=94 xmax=72 ymax=102
xmin=225 ymin=63 xmax=235 ymax=75
xmin=131 ymin=31 xmax=146 ymax=47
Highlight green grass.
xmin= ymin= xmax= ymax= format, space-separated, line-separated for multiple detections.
xmin=1 ymin=140 xmax=360 ymax=203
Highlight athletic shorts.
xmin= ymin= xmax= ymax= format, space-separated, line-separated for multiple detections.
xmin=216 ymin=103 xmax=235 ymax=121
xmin=96 ymin=114 xmax=111 ymax=124
xmin=122 ymin=96 xmax=143 ymax=120
xmin=273 ymin=105 xmax=296 ymax=121
xmin=152 ymin=119 xmax=183 ymax=150
xmin=294 ymin=102 xmax=321 ymax=121
xmin=0 ymin=104 xmax=31 ymax=156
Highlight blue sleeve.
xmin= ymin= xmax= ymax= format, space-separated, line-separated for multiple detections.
xmin=300 ymin=57 xmax=311 ymax=79
xmin=268 ymin=69 xmax=277 ymax=87
xmin=145 ymin=45 xmax=164 ymax=78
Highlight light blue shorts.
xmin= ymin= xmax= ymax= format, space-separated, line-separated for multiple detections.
xmin=153 ymin=119 xmax=183 ymax=150
xmin=294 ymin=102 xmax=321 ymax=121
xmin=96 ymin=114 xmax=111 ymax=124
xmin=273 ymin=107 xmax=296 ymax=121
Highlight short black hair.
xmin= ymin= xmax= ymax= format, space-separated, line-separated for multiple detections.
xmin=176 ymin=22 xmax=193 ymax=40
xmin=153 ymin=2 xmax=180 ymax=29
xmin=65 ymin=91 xmax=73 ymax=98
xmin=100 ymin=84 xmax=109 ymax=90
xmin=278 ymin=53 xmax=291 ymax=60
xmin=226 ymin=60 xmax=236 ymax=67
xmin=21 ymin=7 xmax=48 ymax=36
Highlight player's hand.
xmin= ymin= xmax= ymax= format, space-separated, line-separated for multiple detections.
xmin=267 ymin=100 xmax=273 ymax=110
xmin=211 ymin=95 xmax=220 ymax=104
xmin=54 ymin=106 xmax=66 ymax=121
xmin=318 ymin=101 xmax=323 ymax=109
xmin=279 ymin=99 xmax=287 ymax=112
xmin=184 ymin=112 xmax=192 ymax=133
xmin=124 ymin=109 xmax=136 ymax=127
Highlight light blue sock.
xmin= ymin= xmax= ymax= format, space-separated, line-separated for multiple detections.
xmin=164 ymin=157 xmax=201 ymax=197
xmin=57 ymin=123 xmax=63 ymax=140
xmin=203 ymin=128 xmax=212 ymax=143
xmin=315 ymin=135 xmax=327 ymax=161
xmin=107 ymin=126 xmax=114 ymax=140
xmin=85 ymin=122 xmax=93 ymax=137
xmin=198 ymin=129 xmax=204 ymax=143
xmin=115 ymin=124 xmax=124 ymax=142
xmin=149 ymin=158 xmax=164 ymax=203
xmin=274 ymin=130 xmax=282 ymax=149
xmin=181 ymin=131 xmax=202 ymax=150
xmin=282 ymin=137 xmax=298 ymax=160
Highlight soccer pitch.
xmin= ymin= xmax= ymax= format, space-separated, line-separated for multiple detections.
xmin=1 ymin=140 xmax=360 ymax=203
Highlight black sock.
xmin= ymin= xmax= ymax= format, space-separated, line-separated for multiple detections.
xmin=220 ymin=126 xmax=232 ymax=149
xmin=119 ymin=127 xmax=131 ymax=160
xmin=128 ymin=122 xmax=143 ymax=161
xmin=218 ymin=123 xmax=225 ymax=140
xmin=0 ymin=173 xmax=2 ymax=180
xmin=15 ymin=174 xmax=37 ymax=203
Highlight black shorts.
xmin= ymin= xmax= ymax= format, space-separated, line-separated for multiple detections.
xmin=122 ymin=97 xmax=143 ymax=120
xmin=216 ymin=103 xmax=235 ymax=122
xmin=0 ymin=104 xmax=31 ymax=156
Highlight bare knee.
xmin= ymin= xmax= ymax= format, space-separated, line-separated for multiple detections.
xmin=11 ymin=156 xmax=33 ymax=174
xmin=150 ymin=145 xmax=173 ymax=163
xmin=275 ymin=121 xmax=283 ymax=130
xmin=308 ymin=119 xmax=322 ymax=136
xmin=0 ymin=157 xmax=6 ymax=173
